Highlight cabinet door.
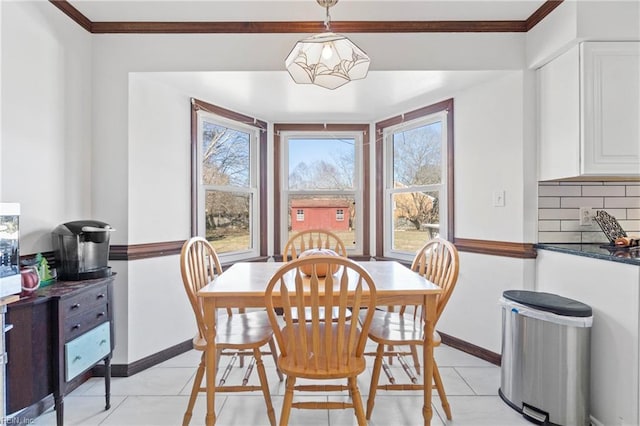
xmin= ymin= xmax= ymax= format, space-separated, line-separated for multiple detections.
xmin=538 ymin=45 xmax=581 ymax=181
xmin=582 ymin=41 xmax=640 ymax=175
xmin=6 ymin=300 xmax=53 ymax=414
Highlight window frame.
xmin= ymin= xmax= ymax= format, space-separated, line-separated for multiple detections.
xmin=273 ymin=124 xmax=370 ymax=259
xmin=375 ymin=98 xmax=455 ymax=261
xmin=190 ymin=98 xmax=268 ymax=261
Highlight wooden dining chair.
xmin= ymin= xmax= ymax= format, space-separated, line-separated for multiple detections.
xmin=282 ymin=229 xmax=348 ymax=322
xmin=362 ymin=237 xmax=460 ymax=421
xmin=179 ymin=236 xmax=281 ymax=426
xmin=282 ymin=228 xmax=347 ymax=260
xmin=265 ymin=255 xmax=377 ymax=426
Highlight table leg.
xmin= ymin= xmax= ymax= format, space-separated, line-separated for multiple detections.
xmin=422 ymin=295 xmax=437 ymax=426
xmin=203 ymin=300 xmax=218 ymax=426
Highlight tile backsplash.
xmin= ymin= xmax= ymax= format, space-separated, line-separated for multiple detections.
xmin=538 ymin=181 xmax=640 ymax=243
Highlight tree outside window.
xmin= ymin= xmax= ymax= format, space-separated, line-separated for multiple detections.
xmin=192 ymin=99 xmax=265 ymax=261
xmin=378 ymin=99 xmax=454 ymax=260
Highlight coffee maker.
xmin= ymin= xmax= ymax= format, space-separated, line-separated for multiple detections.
xmin=52 ymin=220 xmax=115 ymax=281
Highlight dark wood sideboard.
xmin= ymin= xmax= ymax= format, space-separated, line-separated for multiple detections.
xmin=6 ymin=275 xmax=115 ymax=425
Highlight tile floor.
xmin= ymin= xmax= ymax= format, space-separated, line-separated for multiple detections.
xmin=30 ymin=344 xmax=533 ymax=426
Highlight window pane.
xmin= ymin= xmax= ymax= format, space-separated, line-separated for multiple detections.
xmin=287 ymin=195 xmax=356 ymax=249
xmin=288 ymin=138 xmax=355 ymax=190
xmin=393 ymin=122 xmax=442 ymax=186
xmin=205 ymin=190 xmax=251 ymax=253
xmin=392 ymin=191 xmax=440 ymax=252
xmin=202 ymin=122 xmax=250 ymax=187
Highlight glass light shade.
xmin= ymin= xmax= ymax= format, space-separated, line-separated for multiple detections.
xmin=285 ymin=32 xmax=370 ymax=90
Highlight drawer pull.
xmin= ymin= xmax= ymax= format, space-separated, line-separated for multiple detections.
xmin=97 ymin=293 xmax=105 ymax=299
xmin=97 ymin=312 xmax=105 ymax=318
xmin=72 ymin=324 xmax=81 ymax=330
xmin=71 ymin=303 xmax=80 ymax=310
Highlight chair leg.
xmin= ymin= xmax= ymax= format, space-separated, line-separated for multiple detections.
xmin=253 ymin=349 xmax=277 ymax=426
xmin=280 ymin=376 xmax=296 ymax=426
xmin=410 ymin=344 xmax=421 ymax=375
xmin=366 ymin=343 xmax=385 ymax=420
xmin=268 ymin=337 xmax=284 ymax=381
xmin=349 ymin=376 xmax=367 ymax=426
xmin=216 ymin=348 xmax=223 ymax=371
xmin=182 ymin=352 xmax=206 ymax=426
xmin=432 ymin=359 xmax=452 ymax=420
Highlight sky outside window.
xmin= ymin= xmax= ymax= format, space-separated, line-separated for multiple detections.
xmin=288 ymin=138 xmax=355 ymax=190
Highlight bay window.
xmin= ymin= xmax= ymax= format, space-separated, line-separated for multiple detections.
xmin=376 ymin=99 xmax=454 ymax=261
xmin=191 ymin=98 xmax=267 ymax=262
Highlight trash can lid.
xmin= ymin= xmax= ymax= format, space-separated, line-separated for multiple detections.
xmin=502 ymin=290 xmax=592 ymax=317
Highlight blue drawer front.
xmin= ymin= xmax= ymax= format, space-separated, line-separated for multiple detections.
xmin=65 ymin=322 xmax=111 ymax=381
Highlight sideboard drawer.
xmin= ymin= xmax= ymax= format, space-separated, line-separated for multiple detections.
xmin=60 ymin=284 xmax=108 ymax=318
xmin=63 ymin=303 xmax=108 ymax=342
xmin=65 ymin=322 xmax=111 ymax=381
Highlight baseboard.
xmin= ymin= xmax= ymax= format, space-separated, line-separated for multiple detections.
xmin=439 ymin=331 xmax=502 ymax=366
xmin=92 ymin=339 xmax=193 ymax=377
xmin=93 ymin=332 xmax=499 ymax=378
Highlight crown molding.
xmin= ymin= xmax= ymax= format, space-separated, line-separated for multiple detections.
xmin=49 ymin=0 xmax=563 ymax=34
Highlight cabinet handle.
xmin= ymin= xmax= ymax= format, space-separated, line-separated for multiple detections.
xmin=97 ymin=312 xmax=105 ymax=318
xmin=100 ymin=339 xmax=107 ymax=345
xmin=72 ymin=324 xmax=81 ymax=330
xmin=71 ymin=303 xmax=80 ymax=310
xmin=97 ymin=294 xmax=105 ymax=299
xmin=73 ymin=356 xmax=81 ymax=362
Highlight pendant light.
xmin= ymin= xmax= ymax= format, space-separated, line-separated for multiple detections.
xmin=285 ymin=0 xmax=370 ymax=90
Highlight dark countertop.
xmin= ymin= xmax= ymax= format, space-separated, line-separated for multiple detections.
xmin=536 ymin=243 xmax=640 ymax=266
xmin=9 ymin=274 xmax=116 ymax=307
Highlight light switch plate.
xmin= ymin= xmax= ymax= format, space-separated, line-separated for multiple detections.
xmin=493 ymin=190 xmax=505 ymax=207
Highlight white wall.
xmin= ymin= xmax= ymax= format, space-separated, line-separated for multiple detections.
xmin=455 ymin=72 xmax=528 ymax=242
xmin=128 ymin=74 xmax=191 ymax=244
xmin=1 ymin=1 xmax=93 ymax=252
xmin=122 ymin=75 xmax=197 ymax=361
xmin=438 ymin=71 xmax=537 ymax=352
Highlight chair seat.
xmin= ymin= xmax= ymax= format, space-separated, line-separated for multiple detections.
xmin=278 ymin=323 xmax=366 ymax=379
xmin=360 ymin=310 xmax=441 ymax=347
xmin=193 ymin=310 xmax=275 ymax=350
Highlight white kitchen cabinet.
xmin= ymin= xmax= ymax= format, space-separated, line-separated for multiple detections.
xmin=538 ymin=41 xmax=640 ymax=180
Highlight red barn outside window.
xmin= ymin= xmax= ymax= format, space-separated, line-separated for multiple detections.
xmin=290 ymin=199 xmax=351 ymax=231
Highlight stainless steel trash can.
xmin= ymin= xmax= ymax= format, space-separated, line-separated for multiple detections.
xmin=499 ymin=290 xmax=592 ymax=426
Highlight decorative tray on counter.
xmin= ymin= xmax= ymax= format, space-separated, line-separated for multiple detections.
xmin=594 ymin=210 xmax=627 ymax=243
xmin=594 ymin=210 xmax=639 ymax=256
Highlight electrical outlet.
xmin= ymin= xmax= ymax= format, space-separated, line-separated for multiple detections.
xmin=579 ymin=207 xmax=593 ymax=226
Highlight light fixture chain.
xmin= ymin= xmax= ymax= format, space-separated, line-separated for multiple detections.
xmin=317 ymin=0 xmax=338 ymax=31
xmin=324 ymin=4 xmax=331 ymax=31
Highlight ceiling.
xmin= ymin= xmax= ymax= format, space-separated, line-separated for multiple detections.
xmin=141 ymin=70 xmax=511 ymax=121
xmin=66 ymin=0 xmax=549 ymax=121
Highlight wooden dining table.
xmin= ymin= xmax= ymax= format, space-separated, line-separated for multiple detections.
xmin=197 ymin=260 xmax=443 ymax=426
